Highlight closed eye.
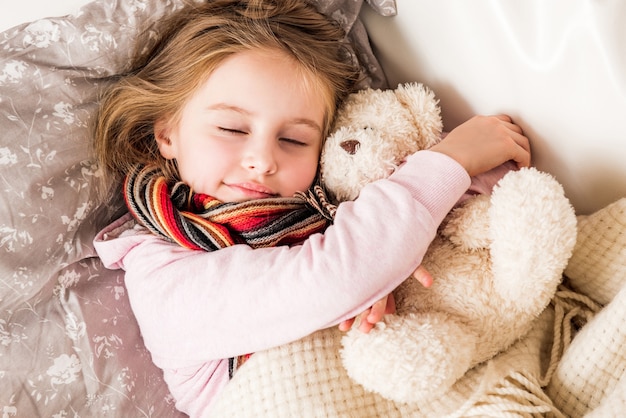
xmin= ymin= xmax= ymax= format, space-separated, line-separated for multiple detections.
xmin=280 ymin=137 xmax=307 ymax=146
xmin=219 ymin=127 xmax=246 ymax=134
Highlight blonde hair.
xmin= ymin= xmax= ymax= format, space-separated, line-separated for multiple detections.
xmin=93 ymin=0 xmax=361 ymax=192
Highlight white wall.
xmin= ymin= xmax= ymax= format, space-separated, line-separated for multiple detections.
xmin=362 ymin=1 xmax=626 ymax=214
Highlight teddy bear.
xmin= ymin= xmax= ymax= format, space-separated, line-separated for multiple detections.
xmin=319 ymin=82 xmax=578 ymax=404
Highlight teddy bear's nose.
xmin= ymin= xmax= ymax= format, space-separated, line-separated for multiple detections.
xmin=340 ymin=140 xmax=360 ymax=155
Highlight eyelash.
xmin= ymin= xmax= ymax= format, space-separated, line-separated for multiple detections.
xmin=281 ymin=138 xmax=306 ymax=146
xmin=219 ymin=127 xmax=245 ymax=134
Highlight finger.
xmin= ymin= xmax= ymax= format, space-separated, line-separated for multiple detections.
xmin=510 ymin=133 xmax=532 ymax=168
xmin=412 ymin=265 xmax=434 ymax=288
xmin=385 ymin=292 xmax=396 ymax=315
xmin=501 ymin=118 xmax=530 ymax=154
xmin=505 ymin=121 xmax=524 ymax=135
xmin=366 ymin=298 xmax=388 ymax=324
xmin=511 ymin=132 xmax=530 ymax=152
xmin=511 ymin=150 xmax=531 ymax=169
xmin=350 ymin=307 xmax=372 ymax=333
xmin=338 ymin=317 xmax=355 ymax=332
xmin=358 ymin=317 xmax=376 ymax=334
xmin=494 ymin=114 xmax=524 ymax=136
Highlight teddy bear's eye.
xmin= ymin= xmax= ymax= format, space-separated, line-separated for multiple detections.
xmin=340 ymin=140 xmax=360 ymax=155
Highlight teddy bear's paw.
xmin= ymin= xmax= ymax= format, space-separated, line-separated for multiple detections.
xmin=340 ymin=312 xmax=476 ymax=404
xmin=489 ymin=167 xmax=577 ymax=307
xmin=441 ymin=195 xmax=492 ymax=250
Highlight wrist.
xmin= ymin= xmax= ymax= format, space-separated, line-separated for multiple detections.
xmin=428 ymin=145 xmax=470 ymax=175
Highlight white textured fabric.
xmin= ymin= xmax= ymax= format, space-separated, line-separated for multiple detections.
xmin=564 ymin=198 xmax=626 ymax=305
xmin=209 ymin=307 xmax=565 ymax=417
xmin=548 ymin=285 xmax=626 ymax=417
xmin=585 ymin=376 xmax=626 ymax=418
xmin=547 ymin=198 xmax=626 ymax=417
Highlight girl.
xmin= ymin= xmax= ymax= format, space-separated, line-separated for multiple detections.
xmin=93 ymin=0 xmax=530 ymax=415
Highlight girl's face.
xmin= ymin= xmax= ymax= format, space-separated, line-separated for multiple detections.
xmin=155 ymin=48 xmax=327 ymax=202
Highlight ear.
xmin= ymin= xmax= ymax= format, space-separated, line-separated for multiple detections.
xmin=154 ymin=118 xmax=176 ymax=159
xmin=394 ymin=82 xmax=443 ymax=149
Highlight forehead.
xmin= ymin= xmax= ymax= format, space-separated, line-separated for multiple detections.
xmin=176 ymin=49 xmax=325 ymax=127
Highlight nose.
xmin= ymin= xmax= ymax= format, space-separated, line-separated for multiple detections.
xmin=340 ymin=139 xmax=360 ymax=155
xmin=242 ymin=137 xmax=278 ymax=175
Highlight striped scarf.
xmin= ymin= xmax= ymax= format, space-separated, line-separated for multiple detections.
xmin=124 ymin=164 xmax=335 ymax=251
xmin=123 ymin=164 xmax=336 ymax=376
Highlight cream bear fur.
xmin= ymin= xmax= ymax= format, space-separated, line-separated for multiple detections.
xmin=320 ymin=82 xmax=578 ymax=404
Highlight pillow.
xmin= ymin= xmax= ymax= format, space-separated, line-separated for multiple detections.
xmin=0 ymin=2 xmax=191 ymax=415
xmin=314 ymin=0 xmax=395 ymax=88
xmin=0 ymin=0 xmax=392 ymax=415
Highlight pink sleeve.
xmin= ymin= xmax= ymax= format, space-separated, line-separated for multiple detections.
xmin=95 ymin=150 xmax=470 ymax=370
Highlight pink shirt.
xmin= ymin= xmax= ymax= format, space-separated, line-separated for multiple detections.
xmin=94 ymin=150 xmax=477 ymax=416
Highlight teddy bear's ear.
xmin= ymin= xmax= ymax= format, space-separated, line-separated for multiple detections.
xmin=394 ymin=82 xmax=443 ymax=149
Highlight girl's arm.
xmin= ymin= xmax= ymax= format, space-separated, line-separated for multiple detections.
xmin=95 ymin=150 xmax=470 ymax=369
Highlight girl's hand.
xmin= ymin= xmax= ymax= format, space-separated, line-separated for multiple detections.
xmin=338 ymin=266 xmax=433 ymax=333
xmin=430 ymin=114 xmax=531 ymax=177
xmin=338 ymin=293 xmax=396 ymax=333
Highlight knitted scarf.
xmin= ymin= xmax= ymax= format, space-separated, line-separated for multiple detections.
xmin=123 ymin=164 xmax=336 ymax=376
xmin=124 ymin=164 xmax=335 ymax=251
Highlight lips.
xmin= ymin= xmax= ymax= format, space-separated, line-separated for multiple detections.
xmin=229 ymin=182 xmax=278 ymax=199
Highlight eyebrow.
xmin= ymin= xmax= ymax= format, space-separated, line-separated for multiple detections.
xmin=207 ymin=103 xmax=322 ymax=133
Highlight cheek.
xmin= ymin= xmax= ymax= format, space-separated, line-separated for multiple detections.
xmin=294 ymin=153 xmax=321 ymax=189
xmin=176 ymin=146 xmax=229 ymax=189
